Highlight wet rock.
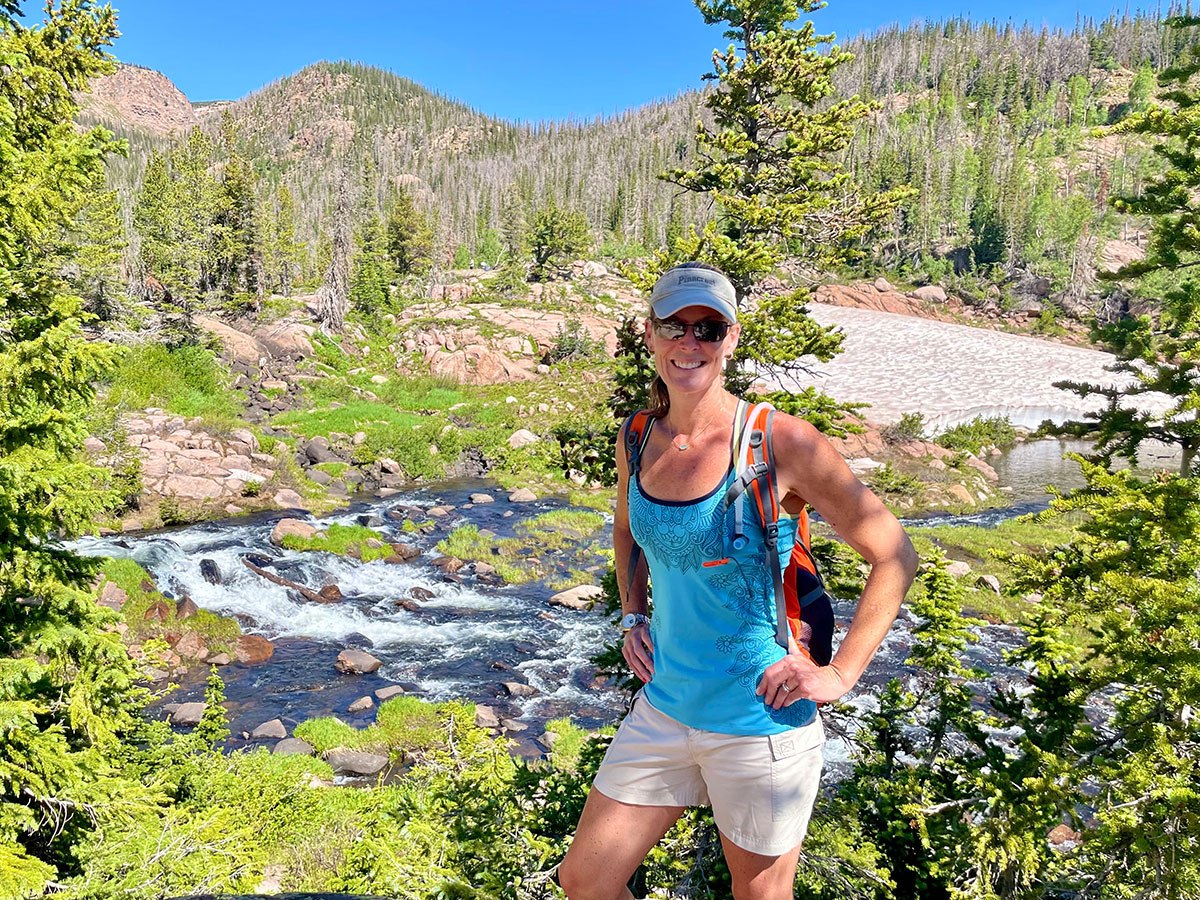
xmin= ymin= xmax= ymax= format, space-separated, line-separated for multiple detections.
xmin=393 ymin=598 xmax=421 ymax=612
xmin=270 ymin=517 xmax=316 ymax=547
xmin=318 ymin=584 xmax=343 ymax=602
xmin=469 ymin=492 xmax=495 ymax=504
xmin=427 ymin=505 xmax=452 ymax=517
xmin=549 ymin=585 xmax=602 ymax=611
xmin=503 ymin=681 xmax=538 ymax=699
xmin=409 ymin=586 xmax=435 ymax=601
xmin=508 ymin=487 xmax=537 ymax=502
xmin=307 ymin=469 xmax=333 ymax=486
xmin=336 ymin=649 xmax=382 ymax=675
xmin=251 ymin=718 xmax=288 ymax=740
xmin=325 ymin=749 xmax=389 ymax=777
xmin=208 ymin=652 xmax=232 ymax=666
xmin=97 ymin=582 xmax=128 ymax=610
xmin=357 ymin=514 xmax=385 ymax=527
xmin=236 ymin=634 xmax=275 ymax=664
xmin=430 ymin=556 xmax=464 ymax=573
xmin=199 ymin=558 xmax=222 ymax=585
xmin=539 ymin=730 xmax=559 ymax=750
xmin=242 ymin=552 xmax=274 ymax=568
xmin=348 ymin=696 xmax=374 ymax=713
xmin=171 ymin=702 xmax=206 ymax=727
xmin=474 ymin=705 xmax=501 ymax=729
xmin=387 ymin=542 xmax=421 ymax=561
xmin=502 ymin=719 xmax=529 ymax=733
xmin=274 ymin=737 xmax=314 ymax=756
xmin=474 ymin=561 xmax=497 ymax=577
xmin=375 ymin=685 xmax=406 ymax=701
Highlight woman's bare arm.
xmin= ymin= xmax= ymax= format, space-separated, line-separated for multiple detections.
xmin=614 ymin=421 xmax=654 ymax=682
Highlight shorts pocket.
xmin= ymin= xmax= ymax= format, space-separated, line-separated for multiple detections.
xmin=768 ymin=722 xmax=825 ymax=822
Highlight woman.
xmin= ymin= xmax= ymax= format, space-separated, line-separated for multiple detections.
xmin=558 ymin=263 xmax=918 ymax=900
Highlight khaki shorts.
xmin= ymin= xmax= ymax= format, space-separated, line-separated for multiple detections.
xmin=592 ymin=692 xmax=825 ymax=856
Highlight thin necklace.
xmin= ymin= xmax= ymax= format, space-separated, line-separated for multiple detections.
xmin=663 ymin=404 xmax=725 ymax=451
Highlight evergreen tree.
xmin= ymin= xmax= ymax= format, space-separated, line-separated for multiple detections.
xmin=265 ymin=183 xmax=302 ymax=296
xmin=0 ymin=2 xmax=148 ymax=893
xmin=637 ymin=0 xmax=909 ymax=404
xmin=194 ymin=668 xmax=230 ymax=751
xmin=386 ymin=186 xmax=433 ymax=276
xmin=68 ymin=177 xmax=127 ymax=322
xmin=317 ymin=176 xmax=352 ymax=334
xmin=211 ymin=110 xmax=259 ymax=305
xmin=1054 ymin=16 xmax=1200 ymax=474
xmin=349 ymin=213 xmax=393 ymax=315
xmin=527 ymin=201 xmax=590 ymax=280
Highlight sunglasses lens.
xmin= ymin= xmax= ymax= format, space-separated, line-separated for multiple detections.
xmin=693 ymin=321 xmax=729 ymax=342
xmin=654 ymin=319 xmax=687 ymax=339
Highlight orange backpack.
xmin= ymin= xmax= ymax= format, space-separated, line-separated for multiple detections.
xmin=624 ymin=400 xmax=834 ymax=665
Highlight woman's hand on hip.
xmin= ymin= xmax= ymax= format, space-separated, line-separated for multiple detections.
xmin=622 ymin=623 xmax=654 ymax=683
xmin=757 ymin=636 xmax=852 ymax=708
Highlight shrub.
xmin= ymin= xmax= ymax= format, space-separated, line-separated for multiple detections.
xmin=884 ymin=411 xmax=927 ymax=443
xmin=549 ymin=317 xmax=603 ymax=362
xmin=935 ymin=415 xmax=1016 ymax=454
xmin=870 ymin=462 xmax=924 ymax=496
xmin=105 ymin=343 xmax=242 ymax=423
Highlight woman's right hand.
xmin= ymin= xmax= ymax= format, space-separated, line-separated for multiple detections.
xmin=622 ymin=623 xmax=654 ymax=682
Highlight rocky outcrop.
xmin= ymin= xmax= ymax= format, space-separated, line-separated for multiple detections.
xmin=82 ymin=64 xmax=204 ymax=138
xmin=815 ymin=282 xmax=959 ymax=321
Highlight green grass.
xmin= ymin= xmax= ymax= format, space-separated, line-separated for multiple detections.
xmin=438 ymin=510 xmax=606 ymax=585
xmin=104 ymin=343 xmax=243 ymax=425
xmin=543 ymin=717 xmax=615 ymax=773
xmin=293 ymin=716 xmax=360 ymax=752
xmin=281 ymin=523 xmax=394 ymax=562
xmin=935 ymin=416 xmax=1017 ymax=454
xmin=99 ymin=557 xmax=240 ymax=651
xmin=273 ymin=402 xmax=424 ymax=439
xmin=295 ymin=698 xmax=476 ymax=761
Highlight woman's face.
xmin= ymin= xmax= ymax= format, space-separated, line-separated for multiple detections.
xmin=645 ymin=304 xmax=740 ymax=398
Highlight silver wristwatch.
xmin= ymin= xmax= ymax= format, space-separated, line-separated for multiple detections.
xmin=620 ymin=612 xmax=650 ymax=631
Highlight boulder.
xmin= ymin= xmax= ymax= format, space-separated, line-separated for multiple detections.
xmin=97 ymin=581 xmax=128 ymax=610
xmin=507 ymin=429 xmax=540 ymax=449
xmin=911 ymin=284 xmax=948 ymax=303
xmin=474 ymin=705 xmax=501 ymax=729
xmin=199 ymin=558 xmax=222 ymax=585
xmin=549 ymin=585 xmax=602 ymax=611
xmin=270 ymin=518 xmax=316 ymax=547
xmin=947 ymin=484 xmax=973 ymax=505
xmin=303 ymin=438 xmax=340 ymax=465
xmin=273 ymin=737 xmax=314 ymax=756
xmin=873 ymin=276 xmax=894 ymax=293
xmin=235 ymin=634 xmax=275 ymax=664
xmin=307 ymin=469 xmax=333 ymax=486
xmin=976 ymin=574 xmax=1002 ymax=594
xmin=324 ymin=749 xmax=389 ymax=777
xmin=945 ymin=561 xmax=972 ymax=578
xmin=1047 ymin=824 xmax=1082 ymax=847
xmin=318 ymin=584 xmax=343 ymax=602
xmin=388 ymin=542 xmax=421 ymax=561
xmin=144 ymin=600 xmax=170 ymax=622
xmin=508 ymin=488 xmax=537 ymax=502
xmin=208 ymin=652 xmax=232 ymax=666
xmin=336 ymin=649 xmax=382 ymax=675
xmin=272 ymin=488 xmax=306 ymax=509
xmin=375 ymin=685 xmax=406 ymax=700
xmin=170 ymin=702 xmax=207 ymax=727
xmin=348 ymin=696 xmax=374 ymax=713
xmin=468 ymin=492 xmax=495 ymax=504
xmin=251 ymin=718 xmax=288 ymax=740
xmin=410 ymin=586 xmax=435 ymax=601
xmin=430 ymin=556 xmax=464 ymax=573
xmin=503 ymin=681 xmax=538 ymax=698
xmin=173 ymin=632 xmax=208 ymax=660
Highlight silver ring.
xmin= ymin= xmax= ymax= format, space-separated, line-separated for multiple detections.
xmin=781 ymin=683 xmax=792 ymax=693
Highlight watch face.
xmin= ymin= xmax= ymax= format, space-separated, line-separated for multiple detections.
xmin=621 ymin=613 xmax=637 ymax=629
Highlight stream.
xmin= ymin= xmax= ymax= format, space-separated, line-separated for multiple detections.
xmin=73 ymin=437 xmax=1169 ymax=763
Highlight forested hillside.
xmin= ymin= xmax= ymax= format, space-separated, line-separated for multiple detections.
xmin=79 ymin=9 xmax=1200 ymax=310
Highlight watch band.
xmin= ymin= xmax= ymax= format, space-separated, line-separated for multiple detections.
xmin=621 ymin=612 xmax=650 ymax=631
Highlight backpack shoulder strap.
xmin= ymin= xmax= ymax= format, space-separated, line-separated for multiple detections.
xmin=622 ymin=410 xmax=655 ymax=606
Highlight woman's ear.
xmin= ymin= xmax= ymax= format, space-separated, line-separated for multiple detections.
xmin=643 ymin=316 xmax=655 ymax=349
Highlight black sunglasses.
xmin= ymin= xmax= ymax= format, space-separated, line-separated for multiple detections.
xmin=651 ymin=316 xmax=731 ymax=343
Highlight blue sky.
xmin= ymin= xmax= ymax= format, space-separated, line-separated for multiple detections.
xmin=104 ymin=0 xmax=1139 ymax=122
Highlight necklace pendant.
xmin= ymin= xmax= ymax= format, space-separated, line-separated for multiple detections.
xmin=678 ymin=442 xmax=689 ymax=451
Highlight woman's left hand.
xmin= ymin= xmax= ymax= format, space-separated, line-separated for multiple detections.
xmin=756 ymin=636 xmax=853 ymax=709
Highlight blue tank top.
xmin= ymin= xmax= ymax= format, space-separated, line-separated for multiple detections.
xmin=629 ymin=425 xmax=817 ymax=735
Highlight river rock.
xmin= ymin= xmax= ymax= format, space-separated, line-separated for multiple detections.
xmin=508 ymin=488 xmax=537 ymax=502
xmin=348 ymin=696 xmax=374 ymax=713
xmin=469 ymin=492 xmax=495 ymax=504
xmin=199 ymin=558 xmax=222 ymax=585
xmin=307 ymin=469 xmax=333 ymax=486
xmin=976 ymin=574 xmax=1002 ymax=594
xmin=173 ymin=632 xmax=208 ymax=660
xmin=274 ymin=737 xmax=314 ymax=756
xmin=251 ymin=718 xmax=288 ymax=740
xmin=97 ymin=581 xmax=128 ymax=610
xmin=318 ymin=584 xmax=343 ymax=602
xmin=387 ymin=542 xmax=421 ymax=561
xmin=947 ymin=484 xmax=973 ymax=505
xmin=426 ymin=505 xmax=451 ymax=517
xmin=549 ymin=585 xmax=602 ymax=611
xmin=336 ymin=649 xmax=382 ymax=674
xmin=410 ymin=586 xmax=435 ymax=601
xmin=375 ymin=685 xmax=406 ymax=700
xmin=270 ymin=518 xmax=316 ymax=546
xmin=430 ymin=556 xmax=464 ymax=573
xmin=945 ymin=561 xmax=972 ymax=578
xmin=144 ymin=600 xmax=169 ymax=622
xmin=170 ymin=702 xmax=206 ymax=726
xmin=474 ymin=561 xmax=497 ymax=577
xmin=236 ymin=635 xmax=275 ymax=664
xmin=208 ymin=652 xmax=232 ymax=666
xmin=357 ymin=514 xmax=385 ymax=527
xmin=474 ymin=705 xmax=501 ymax=729
xmin=325 ymin=749 xmax=389 ymax=777
xmin=503 ymin=681 xmax=538 ymax=699
xmin=502 ymin=718 xmax=529 ymax=733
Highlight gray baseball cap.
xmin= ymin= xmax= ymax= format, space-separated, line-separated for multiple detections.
xmin=650 ymin=266 xmax=738 ymax=323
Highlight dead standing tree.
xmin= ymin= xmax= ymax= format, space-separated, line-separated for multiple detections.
xmin=317 ymin=174 xmax=351 ymax=334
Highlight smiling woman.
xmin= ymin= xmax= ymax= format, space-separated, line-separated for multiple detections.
xmin=557 ymin=262 xmax=919 ymax=900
